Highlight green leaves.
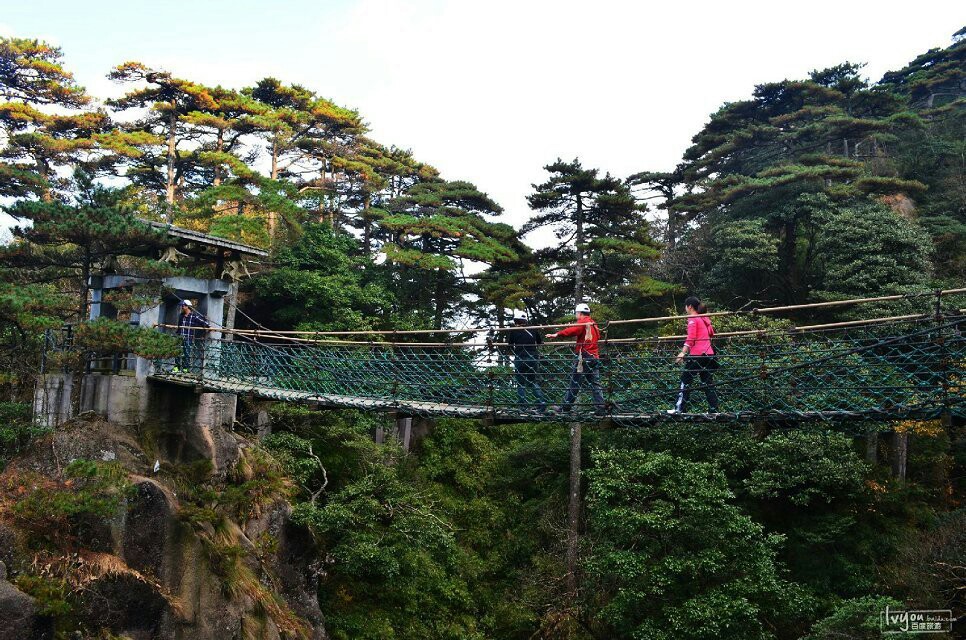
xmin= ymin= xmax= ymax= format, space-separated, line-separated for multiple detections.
xmin=653 ymin=49 xmax=956 ymax=305
xmin=381 ymin=178 xmax=523 ymax=328
xmin=744 ymin=432 xmax=867 ymax=506
xmin=73 ymin=318 xmax=181 ymax=358
xmin=11 ymin=458 xmax=132 ymax=549
xmin=526 ymin=157 xmax=663 ymax=318
xmin=585 ymin=448 xmax=805 ymax=640
xmin=0 ymin=37 xmax=89 ymax=107
xmin=811 ymin=200 xmax=933 ymax=301
xmin=250 ymin=223 xmax=395 ymax=331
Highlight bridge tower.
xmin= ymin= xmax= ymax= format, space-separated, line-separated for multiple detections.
xmin=34 ymin=223 xmax=267 ymax=473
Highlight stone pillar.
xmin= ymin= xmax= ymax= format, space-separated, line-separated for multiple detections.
xmin=864 ymin=430 xmax=878 ymax=464
xmin=89 ymin=276 xmax=104 ymax=320
xmin=256 ymin=408 xmax=271 ymax=440
xmin=202 ymin=279 xmax=228 ymax=377
xmin=33 ymin=373 xmax=75 ymax=427
xmin=394 ymin=416 xmax=413 ymax=452
xmin=136 ymin=302 xmax=163 ymax=381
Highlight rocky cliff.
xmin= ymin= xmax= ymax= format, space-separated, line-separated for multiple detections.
xmin=0 ymin=412 xmax=327 ymax=640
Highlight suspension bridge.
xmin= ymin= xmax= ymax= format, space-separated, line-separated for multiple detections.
xmin=151 ymin=290 xmax=966 ymax=425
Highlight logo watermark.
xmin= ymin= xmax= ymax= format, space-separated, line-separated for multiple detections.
xmin=881 ymin=606 xmax=954 ymax=634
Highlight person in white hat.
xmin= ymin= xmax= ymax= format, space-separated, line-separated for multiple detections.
xmin=174 ymin=300 xmax=209 ymax=374
xmin=547 ymin=303 xmax=605 ymax=415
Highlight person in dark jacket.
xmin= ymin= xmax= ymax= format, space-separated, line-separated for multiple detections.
xmin=506 ymin=312 xmax=547 ymax=412
xmin=175 ymin=301 xmax=209 ymax=373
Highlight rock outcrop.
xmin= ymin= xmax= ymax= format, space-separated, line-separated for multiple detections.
xmin=0 ymin=413 xmax=327 ymax=639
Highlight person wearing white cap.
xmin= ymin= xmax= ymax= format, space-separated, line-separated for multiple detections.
xmin=547 ymin=303 xmax=606 ymax=415
xmin=505 ymin=310 xmax=547 ymax=412
xmin=174 ymin=300 xmax=209 ymax=374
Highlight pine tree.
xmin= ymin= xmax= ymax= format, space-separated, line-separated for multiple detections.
xmin=107 ymin=63 xmax=218 ymax=219
xmin=879 ymin=31 xmax=966 ymax=281
xmin=665 ymin=63 xmax=934 ymax=304
xmin=245 ymin=78 xmax=364 ymax=238
xmin=2 ymin=172 xmax=173 ymax=321
xmin=181 ymin=86 xmax=265 ymax=187
xmin=526 ymin=159 xmax=656 ymax=315
xmin=382 ymin=179 xmax=521 ymax=329
xmin=0 ymin=37 xmax=104 ymax=202
xmin=333 ymin=138 xmax=438 ymax=254
xmin=0 ymin=37 xmax=88 ymax=106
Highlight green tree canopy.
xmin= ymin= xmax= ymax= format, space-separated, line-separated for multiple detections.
xmin=585 ymin=448 xmax=808 ymax=640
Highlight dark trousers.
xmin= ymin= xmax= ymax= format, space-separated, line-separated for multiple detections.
xmin=179 ymin=337 xmax=202 ymax=373
xmin=675 ymin=356 xmax=719 ymax=412
xmin=563 ymin=355 xmax=605 ymax=411
xmin=515 ymin=355 xmax=547 ymax=409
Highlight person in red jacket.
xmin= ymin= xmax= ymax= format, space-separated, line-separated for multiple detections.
xmin=547 ymin=303 xmax=606 ymax=415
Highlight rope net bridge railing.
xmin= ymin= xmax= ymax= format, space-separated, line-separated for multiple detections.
xmin=150 ymin=290 xmax=966 ymax=424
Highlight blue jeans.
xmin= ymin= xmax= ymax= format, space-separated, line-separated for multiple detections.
xmin=562 ymin=355 xmax=605 ymax=411
xmin=515 ymin=355 xmax=547 ymax=409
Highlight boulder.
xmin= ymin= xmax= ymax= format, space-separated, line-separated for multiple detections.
xmin=0 ymin=565 xmax=52 ymax=640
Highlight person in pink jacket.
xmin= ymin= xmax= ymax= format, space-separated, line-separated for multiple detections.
xmin=668 ymin=296 xmax=719 ymax=414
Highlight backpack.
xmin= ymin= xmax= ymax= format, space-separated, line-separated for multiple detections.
xmin=702 ymin=317 xmax=721 ymax=370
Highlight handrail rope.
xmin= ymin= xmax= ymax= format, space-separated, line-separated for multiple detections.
xmin=185 ymin=332 xmax=948 ymax=373
xmin=166 ymin=287 xmax=966 ymax=337
xmin=155 ymin=311 xmax=944 ymax=347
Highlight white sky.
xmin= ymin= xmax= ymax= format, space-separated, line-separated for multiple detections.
xmin=0 ymin=0 xmax=963 ymax=231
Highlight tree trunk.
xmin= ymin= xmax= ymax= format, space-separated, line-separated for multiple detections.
xmin=213 ymin=129 xmax=224 ymax=186
xmin=271 ymin=139 xmax=279 ymax=180
xmin=574 ymin=195 xmax=585 ymax=305
xmin=891 ymin=430 xmax=908 ymax=482
xmin=433 ymin=270 xmax=446 ymax=330
xmin=566 ymin=421 xmax=582 ymax=599
xmin=37 ymin=158 xmax=53 ymax=203
xmin=363 ymin=193 xmax=372 ymax=254
xmin=223 ymin=281 xmax=238 ymax=342
xmin=165 ymin=108 xmax=177 ymax=218
xmin=666 ymin=202 xmax=677 ymax=250
xmin=267 ymin=140 xmax=279 ymax=243
xmin=79 ymin=248 xmax=91 ymax=321
xmin=781 ymin=218 xmax=798 ymax=301
xmin=267 ymin=211 xmax=278 ymax=245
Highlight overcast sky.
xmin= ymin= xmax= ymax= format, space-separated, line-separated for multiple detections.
xmin=1 ymin=0 xmax=963 ymax=230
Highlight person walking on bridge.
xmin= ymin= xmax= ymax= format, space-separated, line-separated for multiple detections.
xmin=547 ymin=303 xmax=606 ymax=416
xmin=668 ymin=296 xmax=719 ymax=414
xmin=175 ymin=301 xmax=209 ymax=374
xmin=506 ymin=311 xmax=547 ymax=412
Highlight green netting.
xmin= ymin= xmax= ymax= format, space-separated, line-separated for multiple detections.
xmin=154 ymin=315 xmax=965 ymax=424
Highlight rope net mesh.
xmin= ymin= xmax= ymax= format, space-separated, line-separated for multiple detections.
xmin=154 ymin=313 xmax=965 ymax=424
